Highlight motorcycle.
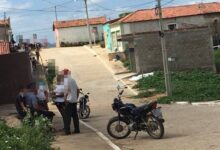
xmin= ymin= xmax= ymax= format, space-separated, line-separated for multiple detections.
xmin=107 ymin=84 xmax=165 ymax=139
xmin=78 ymin=89 xmax=91 ymax=119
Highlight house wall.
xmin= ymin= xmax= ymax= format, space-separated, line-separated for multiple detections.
xmin=110 ymin=24 xmax=127 ymax=52
xmin=121 ymin=13 xmax=220 ymax=48
xmin=129 ymin=27 xmax=215 ymax=73
xmin=103 ymin=24 xmax=112 ymax=52
xmin=0 ymin=26 xmax=9 ymax=41
xmin=0 ymin=52 xmax=32 ymax=105
xmin=56 ymin=24 xmax=104 ymax=45
xmin=123 ymin=15 xmax=207 ymax=34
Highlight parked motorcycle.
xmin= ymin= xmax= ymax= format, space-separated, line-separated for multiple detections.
xmin=78 ymin=89 xmax=91 ymax=119
xmin=107 ymin=84 xmax=165 ymax=139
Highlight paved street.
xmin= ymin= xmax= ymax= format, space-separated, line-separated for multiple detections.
xmin=41 ymin=47 xmax=220 ymax=150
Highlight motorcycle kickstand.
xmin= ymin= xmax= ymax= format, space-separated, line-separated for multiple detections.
xmin=134 ymin=131 xmax=139 ymax=140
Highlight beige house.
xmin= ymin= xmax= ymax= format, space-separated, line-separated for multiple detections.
xmin=53 ymin=16 xmax=106 ymax=47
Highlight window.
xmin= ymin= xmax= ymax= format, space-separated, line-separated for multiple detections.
xmin=92 ymin=27 xmax=98 ymax=34
xmin=167 ymin=23 xmax=177 ymax=30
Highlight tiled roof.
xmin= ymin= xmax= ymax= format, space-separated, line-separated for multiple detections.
xmin=53 ymin=16 xmax=106 ymax=29
xmin=104 ymin=17 xmax=122 ymax=24
xmin=0 ymin=19 xmax=9 ymax=26
xmin=118 ymin=2 xmax=220 ymax=23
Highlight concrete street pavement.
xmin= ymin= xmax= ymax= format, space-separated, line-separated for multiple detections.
xmin=41 ymin=47 xmax=220 ymax=150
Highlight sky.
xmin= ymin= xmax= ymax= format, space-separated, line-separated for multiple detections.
xmin=0 ymin=0 xmax=220 ymax=43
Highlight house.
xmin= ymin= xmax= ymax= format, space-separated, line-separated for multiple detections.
xmin=103 ymin=18 xmax=121 ymax=52
xmin=109 ymin=2 xmax=220 ymax=52
xmin=53 ymin=16 xmax=106 ymax=47
xmin=118 ymin=26 xmax=215 ymax=73
xmin=0 ymin=18 xmax=11 ymax=41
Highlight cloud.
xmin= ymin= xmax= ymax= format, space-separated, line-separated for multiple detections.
xmin=87 ymin=0 xmax=105 ymax=5
xmin=17 ymin=2 xmax=32 ymax=9
xmin=0 ymin=0 xmax=11 ymax=8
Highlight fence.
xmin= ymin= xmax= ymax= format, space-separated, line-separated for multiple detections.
xmin=0 ymin=52 xmax=32 ymax=105
xmin=0 ymin=41 xmax=9 ymax=55
xmin=121 ymin=27 xmax=215 ymax=73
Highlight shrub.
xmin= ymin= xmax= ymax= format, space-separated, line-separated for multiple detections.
xmin=214 ymin=49 xmax=220 ymax=65
xmin=121 ymin=59 xmax=131 ymax=70
xmin=0 ymin=112 xmax=54 ymax=150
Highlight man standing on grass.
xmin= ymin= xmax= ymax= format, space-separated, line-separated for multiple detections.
xmin=64 ymin=69 xmax=80 ymax=135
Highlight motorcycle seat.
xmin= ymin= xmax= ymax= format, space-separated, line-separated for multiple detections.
xmin=131 ymin=104 xmax=149 ymax=115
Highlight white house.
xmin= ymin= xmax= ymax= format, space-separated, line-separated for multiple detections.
xmin=53 ymin=16 xmax=106 ymax=47
xmin=110 ymin=2 xmax=220 ymax=52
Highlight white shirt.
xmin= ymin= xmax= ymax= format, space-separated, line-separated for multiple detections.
xmin=54 ymin=84 xmax=65 ymax=102
xmin=37 ymin=85 xmax=46 ymax=101
xmin=64 ymin=76 xmax=79 ymax=103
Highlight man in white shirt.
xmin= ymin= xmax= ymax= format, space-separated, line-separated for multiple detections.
xmin=63 ymin=69 xmax=80 ymax=135
xmin=53 ymin=74 xmax=65 ymax=128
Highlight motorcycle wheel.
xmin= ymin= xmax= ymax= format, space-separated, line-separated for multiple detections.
xmin=146 ymin=116 xmax=164 ymax=139
xmin=107 ymin=117 xmax=131 ymax=139
xmin=78 ymin=105 xmax=90 ymax=119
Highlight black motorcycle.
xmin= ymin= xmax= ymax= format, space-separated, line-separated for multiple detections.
xmin=78 ymin=89 xmax=91 ymax=119
xmin=107 ymin=85 xmax=165 ymax=139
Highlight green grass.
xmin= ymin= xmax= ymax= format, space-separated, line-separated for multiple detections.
xmin=134 ymin=70 xmax=220 ymax=104
xmin=214 ymin=49 xmax=220 ymax=65
xmin=0 ymin=112 xmax=54 ymax=150
xmin=121 ymin=59 xmax=131 ymax=70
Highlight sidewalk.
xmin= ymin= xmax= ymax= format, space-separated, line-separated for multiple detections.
xmin=49 ymin=104 xmax=112 ymax=150
xmin=90 ymin=46 xmax=130 ymax=75
xmin=86 ymin=46 xmax=139 ymax=95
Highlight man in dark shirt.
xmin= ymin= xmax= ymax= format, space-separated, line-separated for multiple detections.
xmin=25 ymin=83 xmax=55 ymax=121
xmin=15 ymin=86 xmax=27 ymax=119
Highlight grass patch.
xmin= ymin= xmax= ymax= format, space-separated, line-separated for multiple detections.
xmin=214 ymin=48 xmax=220 ymax=65
xmin=121 ymin=59 xmax=131 ymax=70
xmin=134 ymin=70 xmax=220 ymax=104
xmin=0 ymin=112 xmax=54 ymax=150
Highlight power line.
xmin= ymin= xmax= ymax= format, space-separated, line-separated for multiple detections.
xmin=90 ymin=0 xmax=156 ymax=12
xmin=162 ymin=0 xmax=175 ymax=6
xmin=14 ymin=27 xmax=52 ymax=34
xmin=0 ymin=7 xmax=82 ymax=12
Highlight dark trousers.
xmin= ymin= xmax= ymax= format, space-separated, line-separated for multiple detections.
xmin=64 ymin=103 xmax=80 ymax=133
xmin=37 ymin=110 xmax=55 ymax=121
xmin=55 ymin=102 xmax=65 ymax=126
xmin=36 ymin=52 xmax=40 ymax=61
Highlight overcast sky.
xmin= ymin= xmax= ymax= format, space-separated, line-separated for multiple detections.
xmin=0 ymin=0 xmax=219 ymax=43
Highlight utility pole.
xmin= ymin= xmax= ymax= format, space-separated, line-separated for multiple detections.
xmin=156 ymin=0 xmax=172 ymax=96
xmin=84 ymin=0 xmax=92 ymax=48
xmin=4 ymin=12 xmax=7 ymax=41
xmin=55 ymin=6 xmax=58 ymax=21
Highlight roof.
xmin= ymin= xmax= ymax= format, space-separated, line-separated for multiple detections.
xmin=0 ymin=19 xmax=10 ymax=26
xmin=53 ymin=16 xmax=106 ymax=30
xmin=117 ymin=2 xmax=220 ymax=23
xmin=118 ymin=26 xmax=209 ymax=41
xmin=104 ymin=17 xmax=122 ymax=24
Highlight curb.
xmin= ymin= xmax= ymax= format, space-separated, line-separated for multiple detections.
xmin=84 ymin=46 xmax=138 ymax=95
xmin=173 ymin=101 xmax=220 ymax=106
xmin=173 ymin=101 xmax=190 ymax=105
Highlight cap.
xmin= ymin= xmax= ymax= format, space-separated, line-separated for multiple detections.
xmin=63 ymin=69 xmax=70 ymax=75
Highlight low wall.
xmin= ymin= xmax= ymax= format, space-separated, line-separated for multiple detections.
xmin=126 ymin=27 xmax=215 ymax=73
